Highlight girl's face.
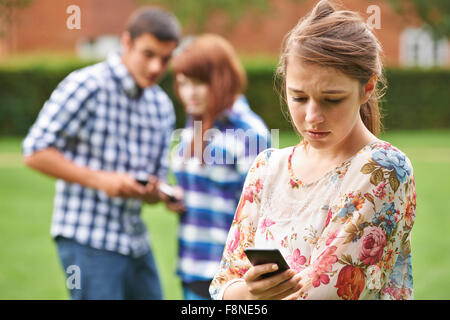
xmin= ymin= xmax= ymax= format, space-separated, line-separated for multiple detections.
xmin=285 ymin=55 xmax=371 ymax=151
xmin=176 ymin=73 xmax=210 ymax=117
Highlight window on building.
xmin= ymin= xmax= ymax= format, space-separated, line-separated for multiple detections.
xmin=76 ymin=35 xmax=121 ymax=60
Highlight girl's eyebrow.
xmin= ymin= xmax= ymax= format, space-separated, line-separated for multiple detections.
xmin=287 ymin=87 xmax=348 ymax=94
xmin=321 ymin=89 xmax=347 ymax=94
xmin=287 ymin=87 xmax=304 ymax=93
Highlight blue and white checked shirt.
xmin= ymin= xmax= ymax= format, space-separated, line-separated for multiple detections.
xmin=171 ymin=96 xmax=270 ymax=282
xmin=22 ymin=52 xmax=175 ymax=257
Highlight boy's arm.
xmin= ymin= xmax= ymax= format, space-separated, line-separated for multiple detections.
xmin=24 ymin=147 xmax=147 ymax=199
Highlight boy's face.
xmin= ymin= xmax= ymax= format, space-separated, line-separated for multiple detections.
xmin=121 ymin=32 xmax=177 ymax=88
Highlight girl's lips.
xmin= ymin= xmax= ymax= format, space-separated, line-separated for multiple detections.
xmin=306 ymin=131 xmax=331 ymax=139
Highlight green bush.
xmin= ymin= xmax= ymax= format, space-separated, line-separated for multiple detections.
xmin=382 ymin=69 xmax=450 ymax=130
xmin=0 ymin=59 xmax=449 ymax=135
xmin=0 ymin=61 xmax=93 ymax=135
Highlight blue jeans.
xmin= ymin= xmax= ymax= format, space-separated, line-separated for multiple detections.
xmin=55 ymin=237 xmax=162 ymax=300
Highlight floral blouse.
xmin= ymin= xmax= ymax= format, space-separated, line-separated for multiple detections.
xmin=209 ymin=140 xmax=416 ymax=300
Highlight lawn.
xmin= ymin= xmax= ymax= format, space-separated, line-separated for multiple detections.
xmin=0 ymin=129 xmax=449 ymax=299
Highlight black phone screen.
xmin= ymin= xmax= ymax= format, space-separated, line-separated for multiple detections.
xmin=136 ymin=179 xmax=148 ymax=186
xmin=244 ymin=248 xmax=290 ymax=278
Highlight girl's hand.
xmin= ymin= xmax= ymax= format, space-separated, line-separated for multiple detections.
xmin=243 ymin=263 xmax=302 ymax=300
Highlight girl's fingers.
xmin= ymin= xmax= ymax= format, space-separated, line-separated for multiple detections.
xmin=272 ymin=286 xmax=302 ymax=300
xmin=282 ymin=286 xmax=303 ymax=300
xmin=266 ymin=274 xmax=302 ymax=299
xmin=244 ymin=263 xmax=278 ymax=282
xmin=246 ymin=267 xmax=296 ymax=299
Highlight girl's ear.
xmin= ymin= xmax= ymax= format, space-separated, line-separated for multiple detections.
xmin=361 ymin=74 xmax=378 ymax=105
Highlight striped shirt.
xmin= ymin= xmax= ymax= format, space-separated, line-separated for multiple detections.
xmin=170 ymin=96 xmax=270 ymax=282
xmin=22 ymin=52 xmax=175 ymax=257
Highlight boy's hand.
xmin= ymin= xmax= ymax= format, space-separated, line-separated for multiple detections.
xmin=94 ymin=171 xmax=146 ymax=199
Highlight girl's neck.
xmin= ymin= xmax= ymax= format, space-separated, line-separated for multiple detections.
xmin=303 ymin=119 xmax=377 ymax=163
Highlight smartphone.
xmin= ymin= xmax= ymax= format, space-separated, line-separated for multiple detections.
xmin=244 ymin=248 xmax=291 ymax=278
xmin=158 ymin=183 xmax=178 ymax=203
xmin=136 ymin=179 xmax=148 ymax=186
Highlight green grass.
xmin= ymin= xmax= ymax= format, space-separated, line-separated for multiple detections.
xmin=0 ymin=129 xmax=449 ymax=299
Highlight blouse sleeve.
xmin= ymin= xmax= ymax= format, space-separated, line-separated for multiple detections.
xmin=292 ymin=145 xmax=416 ymax=300
xmin=209 ymin=148 xmax=274 ymax=300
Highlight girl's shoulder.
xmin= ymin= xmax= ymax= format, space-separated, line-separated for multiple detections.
xmin=346 ymin=140 xmax=414 ymax=192
xmin=355 ymin=140 xmax=413 ymax=174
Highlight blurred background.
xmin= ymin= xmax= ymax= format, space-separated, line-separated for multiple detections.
xmin=0 ymin=0 xmax=449 ymax=299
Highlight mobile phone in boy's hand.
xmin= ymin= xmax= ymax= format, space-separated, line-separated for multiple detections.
xmin=158 ymin=183 xmax=178 ymax=203
xmin=244 ymin=248 xmax=291 ymax=278
xmin=136 ymin=179 xmax=148 ymax=186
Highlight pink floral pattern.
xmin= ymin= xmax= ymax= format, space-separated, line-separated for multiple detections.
xmin=309 ymin=246 xmax=338 ymax=288
xmin=358 ymin=226 xmax=386 ymax=265
xmin=259 ymin=218 xmax=275 ymax=240
xmin=210 ymin=142 xmax=416 ymax=300
xmin=286 ymin=249 xmax=307 ymax=273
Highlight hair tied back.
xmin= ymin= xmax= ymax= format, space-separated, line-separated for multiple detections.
xmin=311 ymin=0 xmax=336 ymax=21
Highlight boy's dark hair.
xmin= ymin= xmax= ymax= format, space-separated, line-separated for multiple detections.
xmin=127 ymin=7 xmax=181 ymax=43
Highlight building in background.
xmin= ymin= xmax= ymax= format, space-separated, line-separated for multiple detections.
xmin=0 ymin=0 xmax=448 ymax=67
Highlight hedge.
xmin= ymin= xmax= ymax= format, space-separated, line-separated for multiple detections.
xmin=0 ymin=60 xmax=449 ymax=136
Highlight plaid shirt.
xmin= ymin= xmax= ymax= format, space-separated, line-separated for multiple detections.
xmin=171 ymin=96 xmax=270 ymax=282
xmin=22 ymin=53 xmax=175 ymax=257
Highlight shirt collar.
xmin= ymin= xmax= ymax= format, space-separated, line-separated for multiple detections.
xmin=217 ymin=95 xmax=250 ymax=124
xmin=107 ymin=52 xmax=143 ymax=99
xmin=186 ymin=95 xmax=250 ymax=128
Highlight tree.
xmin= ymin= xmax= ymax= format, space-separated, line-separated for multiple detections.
xmin=141 ymin=0 xmax=300 ymax=33
xmin=386 ymin=0 xmax=450 ymax=39
xmin=0 ymin=0 xmax=33 ymax=37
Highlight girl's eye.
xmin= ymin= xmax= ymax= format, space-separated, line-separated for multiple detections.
xmin=292 ymin=97 xmax=308 ymax=103
xmin=326 ymin=98 xmax=343 ymax=104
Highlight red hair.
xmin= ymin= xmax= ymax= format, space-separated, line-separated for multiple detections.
xmin=172 ymin=34 xmax=247 ymax=159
